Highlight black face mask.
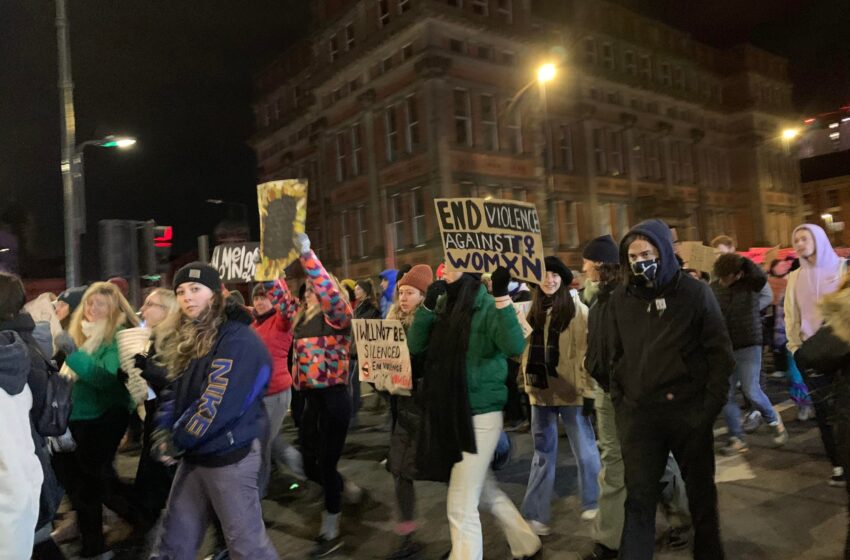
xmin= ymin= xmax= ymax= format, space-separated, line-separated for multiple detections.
xmin=630 ymin=259 xmax=659 ymax=285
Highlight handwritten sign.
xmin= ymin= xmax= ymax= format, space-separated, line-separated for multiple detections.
xmin=256 ymin=179 xmax=308 ymax=281
xmin=679 ymin=241 xmax=718 ymax=274
xmin=353 ymin=319 xmax=412 ymax=396
xmin=435 ymin=198 xmax=545 ymax=284
xmin=210 ymin=243 xmax=260 ymax=283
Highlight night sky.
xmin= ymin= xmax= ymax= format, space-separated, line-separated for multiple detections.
xmin=0 ymin=1 xmax=847 ymax=279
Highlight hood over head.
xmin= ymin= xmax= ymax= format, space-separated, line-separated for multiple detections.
xmin=379 ymin=269 xmax=398 ymax=301
xmin=793 ymin=224 xmax=841 ymax=272
xmin=0 ymin=330 xmax=30 ymax=396
xmin=619 ymin=219 xmax=679 ymax=288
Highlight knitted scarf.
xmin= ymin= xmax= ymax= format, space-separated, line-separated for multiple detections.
xmin=525 ymin=296 xmax=562 ymax=389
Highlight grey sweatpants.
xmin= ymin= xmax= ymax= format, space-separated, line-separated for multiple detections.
xmin=150 ymin=439 xmax=278 ymax=560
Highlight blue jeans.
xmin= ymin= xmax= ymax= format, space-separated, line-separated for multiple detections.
xmin=723 ymin=345 xmax=779 ymax=439
xmin=521 ymin=406 xmax=601 ymax=524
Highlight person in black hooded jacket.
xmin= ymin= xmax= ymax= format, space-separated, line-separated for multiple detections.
xmin=608 ymin=220 xmax=734 ymax=560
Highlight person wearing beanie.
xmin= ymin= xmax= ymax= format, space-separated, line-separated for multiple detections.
xmin=341 ymin=279 xmax=357 ymax=307
xmin=150 ymin=262 xmax=277 ymax=560
xmin=608 ymin=219 xmax=733 ymax=559
xmin=581 ymin=237 xmax=691 ymax=559
xmin=349 ymin=278 xmax=382 ymax=428
xmin=380 ymin=263 xmax=433 ymax=559
xmin=55 ymin=285 xmax=87 ymax=329
xmin=107 ymin=276 xmax=130 ymax=299
xmin=519 ymin=256 xmax=601 ymax=536
xmin=250 ymin=279 xmax=304 ymax=497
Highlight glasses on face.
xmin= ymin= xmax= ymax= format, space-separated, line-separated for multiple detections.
xmin=142 ymin=300 xmax=167 ymax=310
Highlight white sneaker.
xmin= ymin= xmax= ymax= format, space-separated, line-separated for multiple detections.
xmin=797 ymin=405 xmax=814 ymax=421
xmin=769 ymin=419 xmax=789 ymax=446
xmin=526 ymin=519 xmax=551 ymax=536
xmin=581 ymin=508 xmax=598 ymax=521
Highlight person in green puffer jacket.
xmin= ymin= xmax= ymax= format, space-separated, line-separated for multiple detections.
xmin=58 ymin=282 xmax=139 ymax=559
xmin=408 ymin=266 xmax=541 ymax=560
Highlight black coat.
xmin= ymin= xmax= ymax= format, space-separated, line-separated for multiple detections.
xmin=386 ymin=352 xmax=427 ymax=481
xmin=711 ymin=258 xmax=769 ymax=350
xmin=586 ymin=284 xmax=616 ymax=392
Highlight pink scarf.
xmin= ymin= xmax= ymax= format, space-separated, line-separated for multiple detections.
xmin=793 ymin=224 xmax=844 ymax=339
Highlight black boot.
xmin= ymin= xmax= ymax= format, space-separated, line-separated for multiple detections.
xmin=386 ymin=534 xmax=422 ymax=559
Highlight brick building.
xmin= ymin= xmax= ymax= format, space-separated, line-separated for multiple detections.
xmin=801 ymin=151 xmax=850 ymax=248
xmin=251 ymin=0 xmax=802 ymax=276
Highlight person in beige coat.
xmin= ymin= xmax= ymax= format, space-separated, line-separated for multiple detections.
xmin=519 ymin=256 xmax=601 ymax=536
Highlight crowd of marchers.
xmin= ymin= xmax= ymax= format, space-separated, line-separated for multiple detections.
xmin=1 ymin=219 xmax=849 ymax=560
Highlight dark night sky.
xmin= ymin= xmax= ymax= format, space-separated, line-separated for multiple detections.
xmin=0 ymin=1 xmax=847 ymax=278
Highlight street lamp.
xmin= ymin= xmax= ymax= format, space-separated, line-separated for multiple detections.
xmin=537 ymin=63 xmax=558 ymax=250
xmin=65 ymin=135 xmax=137 ymax=287
xmin=782 ymin=128 xmax=800 ymax=140
xmin=537 ymin=63 xmax=557 ymax=83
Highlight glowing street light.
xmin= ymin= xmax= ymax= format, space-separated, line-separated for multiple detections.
xmin=782 ymin=128 xmax=799 ymax=140
xmin=537 ymin=63 xmax=557 ymax=83
xmin=99 ymin=135 xmax=137 ymax=149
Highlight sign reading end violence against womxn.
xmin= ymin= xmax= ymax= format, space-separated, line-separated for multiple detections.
xmin=434 ymin=198 xmax=545 ymax=285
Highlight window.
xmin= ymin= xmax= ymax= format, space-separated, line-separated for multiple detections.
xmin=385 ymin=106 xmax=398 ymax=161
xmin=449 ymin=39 xmax=465 ymax=53
xmin=608 ymin=130 xmax=623 ymax=176
xmin=829 ymin=189 xmax=840 ymax=208
xmin=602 ymin=42 xmax=614 ymax=70
xmin=632 ymin=136 xmax=645 ymax=179
xmin=624 ymin=50 xmax=636 ymax=75
xmin=659 ymin=62 xmax=671 ymax=86
xmin=333 ymin=87 xmax=345 ymax=102
xmin=472 ymin=0 xmax=488 ymax=15
xmin=378 ymin=0 xmax=390 ymax=27
xmin=447 ymin=0 xmax=462 ymax=5
xmin=597 ymin=204 xmax=612 ymax=236
xmin=382 ymin=55 xmax=393 ymax=73
xmin=293 ymin=85 xmax=302 ymax=108
xmin=399 ymin=0 xmax=411 ymax=13
xmin=341 ymin=209 xmax=351 ymax=262
xmin=453 ymin=89 xmax=472 ymax=146
xmin=390 ymin=194 xmax=405 ymax=250
xmin=355 ymin=205 xmax=367 ymax=257
xmin=501 ymin=50 xmax=516 ymax=65
xmin=480 ymin=94 xmax=498 ymax=151
xmin=404 ymin=95 xmax=419 ymax=152
xmin=329 ymin=35 xmax=340 ymax=62
xmin=350 ymin=123 xmax=362 ymax=176
xmin=647 ymin=137 xmax=661 ymax=179
xmin=411 ymin=187 xmax=426 ymax=245
xmin=559 ymin=125 xmax=573 ymax=171
xmin=584 ymin=37 xmax=597 ymax=65
xmin=402 ymin=43 xmax=414 ymax=60
xmin=477 ymin=45 xmax=492 ymax=60
xmin=506 ymin=102 xmax=522 ymax=154
xmin=606 ymin=91 xmax=621 ymax=105
xmin=335 ymin=132 xmax=347 ymax=182
xmin=670 ymin=141 xmax=680 ymax=183
xmin=593 ymin=128 xmax=606 ymax=175
xmin=557 ymin=201 xmax=580 ymax=248
xmin=346 ymin=24 xmax=355 ymax=50
xmin=348 ymin=78 xmax=360 ymax=92
xmin=646 ymin=101 xmax=658 ymax=114
xmin=630 ymin=98 xmax=642 ymax=111
xmin=680 ymin=142 xmax=693 ymax=184
xmin=638 ymin=54 xmax=651 ymax=80
xmin=274 ymin=98 xmax=282 ymax=121
xmin=497 ymin=0 xmax=512 ymax=23
xmin=673 ymin=66 xmax=684 ymax=90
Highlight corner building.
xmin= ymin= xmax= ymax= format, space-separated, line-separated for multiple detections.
xmin=252 ymin=0 xmax=802 ymax=275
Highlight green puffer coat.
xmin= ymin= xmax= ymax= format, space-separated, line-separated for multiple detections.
xmin=407 ymin=284 xmax=526 ymax=415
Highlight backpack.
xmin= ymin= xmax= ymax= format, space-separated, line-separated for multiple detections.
xmin=28 ymin=340 xmax=73 ymax=437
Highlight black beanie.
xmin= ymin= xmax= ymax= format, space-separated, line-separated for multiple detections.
xmin=356 ymin=280 xmax=373 ymax=297
xmin=173 ymin=262 xmax=222 ymax=294
xmin=544 ymin=256 xmax=574 ymax=286
xmin=582 ymin=235 xmax=619 ymax=264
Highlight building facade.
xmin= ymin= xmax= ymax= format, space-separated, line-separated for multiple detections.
xmin=798 ymin=106 xmax=850 ymax=158
xmin=252 ymin=0 xmax=802 ymax=276
xmin=800 ymin=150 xmax=850 ymax=248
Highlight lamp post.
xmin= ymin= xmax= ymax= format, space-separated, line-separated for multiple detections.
xmin=537 ymin=63 xmax=558 ymax=250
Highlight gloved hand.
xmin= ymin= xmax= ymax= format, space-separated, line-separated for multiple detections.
xmin=491 ymin=266 xmax=511 ymax=297
xmin=582 ymin=397 xmax=595 ymax=417
xmin=54 ymin=331 xmax=77 ymax=356
xmin=133 ymin=353 xmax=148 ymax=371
xmin=294 ymin=233 xmax=311 ymax=256
xmin=424 ymin=280 xmax=447 ymax=311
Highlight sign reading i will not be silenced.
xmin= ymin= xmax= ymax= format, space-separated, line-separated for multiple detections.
xmin=353 ymin=319 xmax=413 ymax=396
xmin=435 ymin=198 xmax=545 ymax=284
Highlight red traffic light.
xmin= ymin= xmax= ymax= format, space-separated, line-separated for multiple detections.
xmin=154 ymin=226 xmax=173 ymax=248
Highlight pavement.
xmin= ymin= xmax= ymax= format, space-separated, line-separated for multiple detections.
xmin=63 ymin=376 xmax=846 ymax=559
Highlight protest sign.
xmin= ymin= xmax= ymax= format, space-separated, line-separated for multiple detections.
xmin=256 ymin=179 xmax=308 ymax=281
xmin=353 ymin=319 xmax=412 ymax=396
xmin=434 ymin=198 xmax=545 ymax=284
xmin=210 ymin=243 xmax=260 ymax=283
xmin=679 ymin=241 xmax=718 ymax=274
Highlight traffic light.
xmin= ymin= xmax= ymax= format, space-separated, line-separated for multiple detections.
xmin=100 ymin=220 xmax=172 ymax=281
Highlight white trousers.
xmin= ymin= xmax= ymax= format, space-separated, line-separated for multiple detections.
xmin=447 ymin=411 xmax=541 ymax=560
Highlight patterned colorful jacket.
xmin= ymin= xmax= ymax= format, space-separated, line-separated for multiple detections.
xmin=291 ymin=250 xmax=353 ymax=390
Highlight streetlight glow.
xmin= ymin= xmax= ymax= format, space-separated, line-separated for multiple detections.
xmin=537 ymin=63 xmax=557 ymax=83
xmin=782 ymin=128 xmax=799 ymax=140
xmin=822 ymin=213 xmax=833 ymax=221
xmin=99 ymin=135 xmax=137 ymax=149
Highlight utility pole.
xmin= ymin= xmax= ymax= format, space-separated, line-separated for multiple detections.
xmin=56 ymin=0 xmax=79 ymax=287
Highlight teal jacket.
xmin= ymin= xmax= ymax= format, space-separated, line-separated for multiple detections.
xmin=65 ymin=335 xmax=133 ymax=421
xmin=407 ymin=285 xmax=526 ymax=415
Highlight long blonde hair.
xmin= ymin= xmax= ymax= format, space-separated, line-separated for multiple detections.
xmin=147 ymin=288 xmax=179 ymax=350
xmin=67 ymin=282 xmax=140 ymax=348
xmin=158 ymin=292 xmax=226 ymax=379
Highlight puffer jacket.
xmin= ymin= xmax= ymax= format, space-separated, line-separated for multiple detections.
xmin=521 ymin=291 xmax=593 ymax=406
xmin=408 ymin=284 xmax=525 ymax=415
xmin=291 ymin=250 xmax=353 ymax=390
xmin=711 ymin=257 xmax=771 ymax=350
xmin=252 ymin=279 xmax=297 ymax=395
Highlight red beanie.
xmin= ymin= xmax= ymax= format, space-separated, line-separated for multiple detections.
xmin=397 ymin=264 xmax=433 ymax=295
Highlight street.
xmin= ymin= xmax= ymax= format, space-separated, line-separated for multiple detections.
xmin=88 ymin=379 xmax=846 ymax=560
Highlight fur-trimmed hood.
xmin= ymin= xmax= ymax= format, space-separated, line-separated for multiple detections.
xmin=821 ymin=287 xmax=850 ymax=345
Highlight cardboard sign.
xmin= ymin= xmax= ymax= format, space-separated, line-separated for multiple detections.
xmin=679 ymin=241 xmax=718 ymax=274
xmin=210 ymin=243 xmax=260 ymax=283
xmin=353 ymin=319 xmax=412 ymax=396
xmin=435 ymin=198 xmax=545 ymax=284
xmin=512 ymin=301 xmax=533 ymax=339
xmin=256 ymin=179 xmax=308 ymax=281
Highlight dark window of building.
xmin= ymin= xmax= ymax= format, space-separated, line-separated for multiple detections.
xmin=477 ymin=45 xmax=492 ymax=60
xmin=829 ymin=190 xmax=840 ymax=208
xmin=480 ymin=94 xmax=498 ymax=151
xmin=624 ymin=50 xmax=636 ymax=75
xmin=584 ymin=37 xmax=597 ymax=65
xmin=399 ymin=0 xmax=411 ymax=13
xmin=378 ymin=0 xmax=390 ymax=27
xmin=559 ymin=125 xmax=573 ymax=171
xmin=346 ymin=24 xmax=355 ymax=50
xmin=449 ymin=39 xmax=465 ymax=53
xmin=454 ymin=89 xmax=472 ymax=146
xmin=501 ymin=50 xmax=516 ymax=65
xmin=405 ymin=95 xmax=419 ymax=152
xmin=497 ymin=0 xmax=512 ymax=23
xmin=602 ymin=42 xmax=614 ymax=70
xmin=402 ymin=43 xmax=414 ymax=60
xmin=329 ymin=35 xmax=340 ymax=62
xmin=385 ymin=106 xmax=398 ymax=161
xmin=382 ymin=55 xmax=393 ymax=73
xmin=472 ymin=0 xmax=488 ymax=15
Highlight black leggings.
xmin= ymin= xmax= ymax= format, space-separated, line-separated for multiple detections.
xmin=300 ymin=386 xmax=352 ymax=514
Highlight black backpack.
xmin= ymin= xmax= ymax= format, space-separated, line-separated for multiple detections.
xmin=28 ymin=339 xmax=73 ymax=437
